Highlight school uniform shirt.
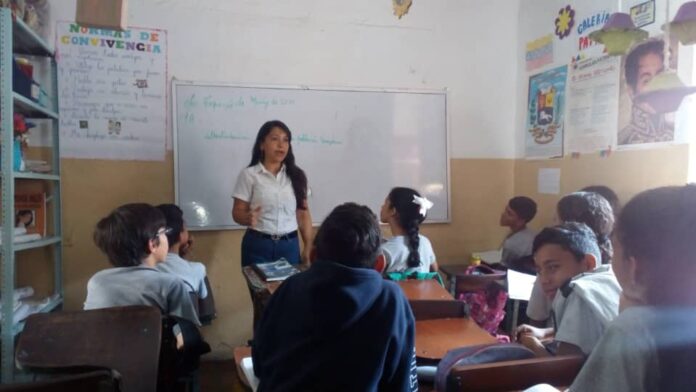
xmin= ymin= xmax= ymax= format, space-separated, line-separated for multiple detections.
xmin=84 ymin=265 xmax=200 ymax=326
xmin=550 ymin=264 xmax=621 ymax=355
xmin=526 ymin=279 xmax=552 ymax=322
xmin=570 ymin=306 xmax=696 ymax=392
xmin=232 ymin=163 xmax=299 ymax=236
xmin=155 ymin=253 xmax=208 ymax=299
xmin=382 ymin=234 xmax=436 ymax=273
xmin=252 ymin=260 xmax=418 ymax=392
xmin=500 ymin=227 xmax=536 ymax=267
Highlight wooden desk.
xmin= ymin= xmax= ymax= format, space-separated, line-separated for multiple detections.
xmin=415 ymin=318 xmax=497 ymax=361
xmin=397 ymin=280 xmax=454 ymax=301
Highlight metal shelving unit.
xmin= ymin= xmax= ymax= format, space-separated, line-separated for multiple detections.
xmin=0 ymin=8 xmax=62 ymax=383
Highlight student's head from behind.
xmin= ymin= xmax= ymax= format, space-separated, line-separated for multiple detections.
xmin=156 ymin=203 xmax=188 ymax=249
xmin=380 ymin=187 xmax=429 ymax=268
xmin=532 ymin=222 xmax=600 ymax=300
xmin=580 ymin=185 xmax=620 ymax=215
xmin=500 ymin=196 xmax=537 ymax=228
xmin=249 ymin=120 xmax=307 ymax=210
xmin=625 ymin=39 xmax=664 ymax=98
xmin=314 ymin=202 xmax=383 ymax=269
xmin=15 ymin=210 xmax=33 ymax=227
xmin=94 ymin=203 xmax=169 ymax=267
xmin=614 ymin=185 xmax=696 ymax=307
xmin=557 ymin=191 xmax=614 ymax=264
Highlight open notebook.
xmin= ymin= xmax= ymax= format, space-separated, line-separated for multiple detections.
xmin=241 ymin=357 xmax=260 ymax=392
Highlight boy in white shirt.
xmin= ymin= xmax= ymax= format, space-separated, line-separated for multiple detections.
xmin=156 ymin=204 xmax=208 ymax=300
xmin=499 ymin=196 xmax=537 ymax=267
xmin=517 ymin=222 xmax=620 ymax=357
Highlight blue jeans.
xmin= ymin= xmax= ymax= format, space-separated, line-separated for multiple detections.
xmin=241 ymin=229 xmax=301 ymax=267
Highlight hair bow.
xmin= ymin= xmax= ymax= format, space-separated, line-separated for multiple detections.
xmin=412 ymin=195 xmax=434 ymax=217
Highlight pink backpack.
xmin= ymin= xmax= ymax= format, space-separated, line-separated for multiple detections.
xmin=456 ymin=265 xmax=508 ymax=336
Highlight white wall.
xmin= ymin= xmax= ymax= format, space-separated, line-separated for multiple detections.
xmin=49 ymin=0 xmax=521 ymax=159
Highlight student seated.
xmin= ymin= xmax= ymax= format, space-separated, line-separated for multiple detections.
xmin=253 ymin=203 xmax=418 ymax=392
xmin=155 ymin=204 xmax=208 ymax=300
xmin=539 ymin=185 xmax=696 ymax=391
xmin=380 ymin=187 xmax=437 ymax=273
xmin=516 ymin=222 xmax=620 ymax=357
xmin=499 ymin=196 xmax=537 ymax=267
xmin=84 ymin=203 xmax=201 ymax=349
xmin=526 ymin=192 xmax=614 ymax=327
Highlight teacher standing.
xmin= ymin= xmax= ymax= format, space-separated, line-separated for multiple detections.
xmin=232 ymin=120 xmax=313 ymax=266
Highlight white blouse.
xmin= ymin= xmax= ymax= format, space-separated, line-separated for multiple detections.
xmin=381 ymin=234 xmax=436 ymax=273
xmin=232 ymin=163 xmax=299 ymax=235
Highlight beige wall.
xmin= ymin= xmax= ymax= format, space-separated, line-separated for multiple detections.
xmin=514 ymin=144 xmax=690 ymax=231
xmin=19 ymin=156 xmax=509 ymax=358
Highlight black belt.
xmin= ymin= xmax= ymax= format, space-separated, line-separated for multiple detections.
xmin=247 ymin=229 xmax=298 ymax=241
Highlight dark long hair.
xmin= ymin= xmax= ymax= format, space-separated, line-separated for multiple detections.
xmin=249 ymin=120 xmax=308 ymax=209
xmin=387 ymin=187 xmax=426 ymax=269
xmin=557 ymin=192 xmax=614 ymax=264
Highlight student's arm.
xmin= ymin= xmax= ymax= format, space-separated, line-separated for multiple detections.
xmin=382 ymin=300 xmax=419 ymax=392
xmin=232 ymin=198 xmax=260 ymax=227
xmin=296 ymin=199 xmax=313 ymax=265
xmin=517 ymin=324 xmax=555 ymax=356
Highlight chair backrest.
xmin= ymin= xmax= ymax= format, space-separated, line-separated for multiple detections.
xmin=409 ymin=299 xmax=468 ymax=321
xmin=445 ymin=355 xmax=585 ymax=392
xmin=197 ymin=277 xmax=217 ymax=324
xmin=15 ymin=306 xmax=162 ymax=392
xmin=0 ymin=370 xmax=120 ymax=392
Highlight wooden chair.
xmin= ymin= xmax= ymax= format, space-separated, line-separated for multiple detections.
xmin=0 ymin=370 xmax=120 ymax=392
xmin=444 ymin=354 xmax=584 ymax=392
xmin=15 ymin=306 xmax=162 ymax=392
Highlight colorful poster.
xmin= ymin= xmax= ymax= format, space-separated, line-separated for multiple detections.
xmin=526 ymin=65 xmax=567 ymax=158
xmin=566 ymin=55 xmax=620 ymax=154
xmin=617 ymin=36 xmax=678 ymax=147
xmin=56 ymin=22 xmax=167 ymax=160
xmin=526 ymin=35 xmax=554 ymax=72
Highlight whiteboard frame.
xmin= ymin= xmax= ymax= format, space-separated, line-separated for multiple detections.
xmin=172 ymin=79 xmax=451 ymax=231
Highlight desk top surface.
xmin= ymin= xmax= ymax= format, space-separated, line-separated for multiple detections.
xmin=415 ymin=318 xmax=497 ymax=360
xmin=397 ymin=279 xmax=454 ymax=301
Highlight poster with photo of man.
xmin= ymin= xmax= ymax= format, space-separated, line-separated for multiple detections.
xmin=617 ymin=36 xmax=678 ymax=146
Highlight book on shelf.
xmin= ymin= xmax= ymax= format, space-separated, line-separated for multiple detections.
xmin=253 ymin=259 xmax=300 ymax=282
xmin=14 ymin=192 xmax=46 ymax=237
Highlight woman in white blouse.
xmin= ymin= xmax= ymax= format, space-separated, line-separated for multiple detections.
xmin=232 ymin=120 xmax=313 ymax=266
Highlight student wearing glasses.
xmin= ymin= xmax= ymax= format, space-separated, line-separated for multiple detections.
xmin=84 ymin=203 xmax=200 ymax=330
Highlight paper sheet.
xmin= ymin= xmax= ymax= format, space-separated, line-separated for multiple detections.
xmin=241 ymin=357 xmax=260 ymax=392
xmin=538 ymin=168 xmax=561 ymax=194
xmin=507 ymin=269 xmax=537 ymax=301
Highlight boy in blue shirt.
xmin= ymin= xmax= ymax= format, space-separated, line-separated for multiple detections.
xmin=253 ymin=203 xmax=418 ymax=392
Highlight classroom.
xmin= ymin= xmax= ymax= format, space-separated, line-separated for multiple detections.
xmin=2 ymin=0 xmax=696 ymax=391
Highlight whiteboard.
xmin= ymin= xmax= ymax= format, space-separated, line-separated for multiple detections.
xmin=173 ymin=81 xmax=449 ymax=230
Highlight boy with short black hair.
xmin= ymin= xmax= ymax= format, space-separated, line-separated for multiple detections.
xmin=253 ymin=203 xmax=418 ymax=392
xmin=85 ymin=203 xmax=200 ymax=328
xmin=517 ymin=222 xmax=620 ymax=357
xmin=155 ymin=204 xmax=208 ymax=300
xmin=499 ymin=196 xmax=538 ymax=266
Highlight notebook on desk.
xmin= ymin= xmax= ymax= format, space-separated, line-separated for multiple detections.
xmin=252 ymin=259 xmax=300 ymax=282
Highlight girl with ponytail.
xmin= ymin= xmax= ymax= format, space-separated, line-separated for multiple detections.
xmin=379 ymin=187 xmax=438 ymax=273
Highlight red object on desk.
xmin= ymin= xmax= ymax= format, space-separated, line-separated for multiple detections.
xmin=397 ymin=279 xmax=454 ymax=301
xmin=415 ymin=318 xmax=497 ymax=361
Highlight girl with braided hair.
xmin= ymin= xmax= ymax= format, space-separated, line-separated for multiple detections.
xmin=379 ymin=187 xmax=438 ymax=273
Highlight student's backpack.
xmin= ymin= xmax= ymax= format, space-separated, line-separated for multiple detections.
xmin=455 ymin=265 xmax=508 ymax=335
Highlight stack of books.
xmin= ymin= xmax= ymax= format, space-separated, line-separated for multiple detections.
xmin=253 ymin=259 xmax=300 ymax=282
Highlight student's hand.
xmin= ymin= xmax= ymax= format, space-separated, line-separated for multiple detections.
xmin=516 ymin=324 xmax=551 ymax=340
xmin=249 ymin=206 xmax=262 ymax=228
xmin=176 ymin=332 xmax=184 ymax=350
xmin=179 ymin=236 xmax=194 ymax=258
